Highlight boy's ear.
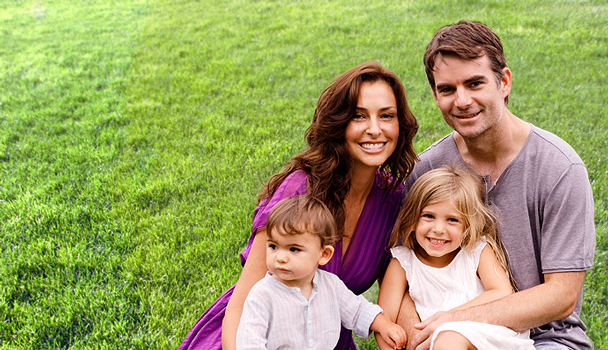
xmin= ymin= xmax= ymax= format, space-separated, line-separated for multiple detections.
xmin=318 ymin=245 xmax=334 ymax=266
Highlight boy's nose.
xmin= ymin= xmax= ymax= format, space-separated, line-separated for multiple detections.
xmin=276 ymin=251 xmax=288 ymax=263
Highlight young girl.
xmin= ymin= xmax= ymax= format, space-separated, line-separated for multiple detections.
xmin=376 ymin=165 xmax=534 ymax=350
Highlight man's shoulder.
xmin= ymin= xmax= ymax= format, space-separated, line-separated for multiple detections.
xmin=529 ymin=125 xmax=585 ymax=166
xmin=406 ymin=133 xmax=461 ymax=185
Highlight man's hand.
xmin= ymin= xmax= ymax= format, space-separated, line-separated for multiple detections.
xmin=409 ymin=310 xmax=457 ymax=350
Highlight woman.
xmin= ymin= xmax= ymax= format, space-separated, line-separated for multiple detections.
xmin=178 ymin=61 xmax=418 ymax=349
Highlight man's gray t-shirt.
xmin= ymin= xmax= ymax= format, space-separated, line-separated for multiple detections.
xmin=405 ymin=125 xmax=595 ymax=349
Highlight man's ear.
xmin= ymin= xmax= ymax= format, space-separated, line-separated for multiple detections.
xmin=501 ymin=67 xmax=512 ymax=98
xmin=318 ymin=245 xmax=335 ymax=266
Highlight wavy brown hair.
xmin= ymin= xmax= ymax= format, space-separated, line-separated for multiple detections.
xmin=259 ymin=61 xmax=418 ymax=237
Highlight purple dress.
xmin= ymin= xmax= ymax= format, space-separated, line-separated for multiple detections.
xmin=178 ymin=170 xmax=403 ymax=349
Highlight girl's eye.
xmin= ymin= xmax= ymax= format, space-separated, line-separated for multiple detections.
xmin=268 ymin=244 xmax=277 ymax=250
xmin=422 ymin=213 xmax=434 ymax=219
xmin=289 ymin=247 xmax=300 ymax=252
xmin=448 ymin=217 xmax=460 ymax=223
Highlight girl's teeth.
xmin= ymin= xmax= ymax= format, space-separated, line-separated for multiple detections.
xmin=429 ymin=238 xmax=446 ymax=244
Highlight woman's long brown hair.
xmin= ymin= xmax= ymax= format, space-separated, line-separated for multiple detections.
xmin=258 ymin=61 xmax=418 ymax=238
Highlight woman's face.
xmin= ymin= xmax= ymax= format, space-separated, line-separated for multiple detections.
xmin=344 ymin=80 xmax=399 ymax=174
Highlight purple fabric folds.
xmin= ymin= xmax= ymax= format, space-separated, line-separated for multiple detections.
xmin=178 ymin=170 xmax=402 ymax=349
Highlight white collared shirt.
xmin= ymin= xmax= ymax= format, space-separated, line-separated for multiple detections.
xmin=236 ymin=270 xmax=382 ymax=349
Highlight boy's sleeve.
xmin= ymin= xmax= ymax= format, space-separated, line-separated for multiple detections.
xmin=333 ymin=275 xmax=382 ymax=338
xmin=235 ymin=291 xmax=270 ymax=349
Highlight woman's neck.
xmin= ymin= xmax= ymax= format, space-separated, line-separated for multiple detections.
xmin=348 ymin=166 xmax=377 ymax=203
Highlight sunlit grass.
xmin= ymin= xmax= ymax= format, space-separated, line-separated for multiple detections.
xmin=0 ymin=0 xmax=606 ymax=348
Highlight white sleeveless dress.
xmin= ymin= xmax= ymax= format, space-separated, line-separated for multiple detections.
xmin=391 ymin=239 xmax=535 ymax=350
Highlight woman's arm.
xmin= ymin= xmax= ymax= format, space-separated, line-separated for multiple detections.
xmin=453 ymin=245 xmax=513 ymax=311
xmin=375 ymin=258 xmax=409 ymax=350
xmin=221 ymin=228 xmax=268 ymax=350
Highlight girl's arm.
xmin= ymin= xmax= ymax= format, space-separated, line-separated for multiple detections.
xmin=453 ymin=244 xmax=513 ymax=311
xmin=221 ymin=228 xmax=268 ymax=350
xmin=375 ymin=258 xmax=409 ymax=350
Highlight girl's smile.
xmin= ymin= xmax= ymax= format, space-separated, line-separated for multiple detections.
xmin=414 ymin=200 xmax=465 ymax=268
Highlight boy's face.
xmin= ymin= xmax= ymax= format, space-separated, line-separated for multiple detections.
xmin=266 ymin=228 xmax=334 ymax=289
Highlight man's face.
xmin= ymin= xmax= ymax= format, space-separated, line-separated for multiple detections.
xmin=431 ymin=55 xmax=511 ymax=140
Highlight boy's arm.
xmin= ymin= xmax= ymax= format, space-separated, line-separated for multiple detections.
xmin=370 ymin=313 xmax=407 ymax=349
xmin=375 ymin=259 xmax=409 ymax=350
xmin=235 ymin=288 xmax=270 ymax=350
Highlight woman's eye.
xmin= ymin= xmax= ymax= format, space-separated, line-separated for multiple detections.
xmin=381 ymin=113 xmax=395 ymax=119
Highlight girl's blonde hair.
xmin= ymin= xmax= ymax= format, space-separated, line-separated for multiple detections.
xmin=390 ymin=165 xmax=516 ymax=289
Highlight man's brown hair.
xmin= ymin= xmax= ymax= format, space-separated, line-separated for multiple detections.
xmin=424 ymin=20 xmax=509 ymax=104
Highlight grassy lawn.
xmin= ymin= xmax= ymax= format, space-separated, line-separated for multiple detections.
xmin=0 ymin=0 xmax=606 ymax=349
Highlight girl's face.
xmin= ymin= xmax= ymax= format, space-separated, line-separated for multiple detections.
xmin=414 ymin=199 xmax=465 ymax=267
xmin=344 ymin=81 xmax=399 ymax=175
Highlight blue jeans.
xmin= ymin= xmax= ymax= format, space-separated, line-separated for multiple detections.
xmin=534 ymin=342 xmax=573 ymax=350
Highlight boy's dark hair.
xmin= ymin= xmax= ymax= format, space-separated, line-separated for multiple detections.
xmin=266 ymin=195 xmax=338 ymax=247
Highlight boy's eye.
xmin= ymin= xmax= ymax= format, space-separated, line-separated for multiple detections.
xmin=268 ymin=244 xmax=277 ymax=250
xmin=289 ymin=247 xmax=300 ymax=253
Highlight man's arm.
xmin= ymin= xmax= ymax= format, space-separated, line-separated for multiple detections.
xmin=396 ymin=292 xmax=421 ymax=350
xmin=410 ymin=271 xmax=586 ymax=350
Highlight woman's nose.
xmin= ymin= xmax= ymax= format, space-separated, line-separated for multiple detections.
xmin=365 ymin=116 xmax=381 ymax=136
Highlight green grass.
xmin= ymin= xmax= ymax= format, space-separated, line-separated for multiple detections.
xmin=0 ymin=0 xmax=606 ymax=349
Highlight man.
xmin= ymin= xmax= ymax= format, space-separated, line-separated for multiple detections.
xmin=397 ymin=20 xmax=596 ymax=350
